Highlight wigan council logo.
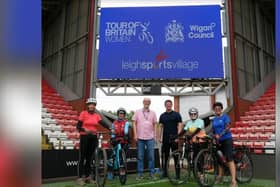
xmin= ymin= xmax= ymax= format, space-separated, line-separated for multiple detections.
xmin=165 ymin=20 xmax=184 ymax=43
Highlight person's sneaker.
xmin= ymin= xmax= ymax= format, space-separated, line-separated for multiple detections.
xmin=148 ymin=174 xmax=157 ymax=180
xmin=199 ymin=174 xmax=204 ymax=182
xmin=107 ymin=172 xmax=113 ymax=180
xmin=84 ymin=176 xmax=96 ymax=184
xmin=136 ymin=175 xmax=144 ymax=181
xmin=161 ymin=172 xmax=167 ymax=178
xmin=76 ymin=178 xmax=85 ymax=186
xmin=215 ymin=176 xmax=223 ymax=185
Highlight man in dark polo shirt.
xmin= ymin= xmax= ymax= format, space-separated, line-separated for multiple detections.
xmin=159 ymin=99 xmax=183 ymax=178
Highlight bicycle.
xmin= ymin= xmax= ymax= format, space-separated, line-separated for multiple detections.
xmin=233 ymin=145 xmax=254 ymax=183
xmin=93 ymin=132 xmax=109 ymax=187
xmin=166 ymin=135 xmax=206 ymax=185
xmin=94 ymin=131 xmax=129 ymax=187
xmin=194 ymin=135 xmax=254 ymax=187
xmin=107 ymin=137 xmax=128 ymax=185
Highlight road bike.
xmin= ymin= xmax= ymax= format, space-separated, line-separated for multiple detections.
xmin=94 ymin=132 xmax=129 ymax=186
xmin=166 ymin=135 xmax=206 ymax=185
xmin=194 ymin=135 xmax=254 ymax=187
xmin=94 ymin=132 xmax=108 ymax=187
xmin=107 ymin=138 xmax=128 ymax=185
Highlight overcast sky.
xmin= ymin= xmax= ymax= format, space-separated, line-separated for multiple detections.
xmin=96 ymin=88 xmax=173 ymax=119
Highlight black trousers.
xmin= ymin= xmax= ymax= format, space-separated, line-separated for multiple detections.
xmin=78 ymin=134 xmax=98 ymax=178
xmin=161 ymin=141 xmax=178 ymax=175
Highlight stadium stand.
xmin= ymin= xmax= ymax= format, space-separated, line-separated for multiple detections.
xmin=41 ymin=79 xmax=113 ymax=150
xmin=42 ymin=80 xmax=80 ymax=150
xmin=231 ymin=84 xmax=275 ymax=154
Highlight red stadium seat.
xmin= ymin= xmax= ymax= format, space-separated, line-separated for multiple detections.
xmin=240 ymin=116 xmax=249 ymax=121
xmin=233 ymin=141 xmax=243 ymax=147
xmin=232 ymin=133 xmax=239 ymax=140
xmin=65 ymin=120 xmax=77 ymax=126
xmin=69 ymin=110 xmax=78 ymax=115
xmin=253 ymin=141 xmax=265 ymax=149
xmin=239 ymin=134 xmax=248 ymax=140
xmin=234 ymin=121 xmax=246 ymax=127
xmin=254 ymin=126 xmax=264 ymax=133
xmin=67 ymin=132 xmax=76 ymax=139
xmin=230 ymin=128 xmax=238 ymax=134
xmin=63 ymin=110 xmax=72 ymax=115
xmin=245 ymin=127 xmax=254 ymax=133
xmin=253 ymin=149 xmax=263 ymax=154
xmin=258 ymin=134 xmax=271 ymax=141
xmin=236 ymin=127 xmax=245 ymax=134
xmin=248 ymin=133 xmax=259 ymax=141
xmin=264 ymin=126 xmax=275 ymax=133
xmin=62 ymin=125 xmax=71 ymax=132
xmin=243 ymin=141 xmax=254 ymax=149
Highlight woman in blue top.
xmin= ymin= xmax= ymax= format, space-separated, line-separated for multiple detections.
xmin=212 ymin=102 xmax=237 ymax=187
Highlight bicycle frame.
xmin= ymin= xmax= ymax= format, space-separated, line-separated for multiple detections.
xmin=166 ymin=135 xmax=198 ymax=186
xmin=106 ymin=138 xmax=128 ymax=185
xmin=194 ymin=136 xmax=254 ymax=187
xmin=176 ymin=136 xmax=196 ymax=167
xmin=205 ymin=137 xmax=250 ymax=175
xmin=94 ymin=132 xmax=109 ymax=187
xmin=109 ymin=143 xmax=122 ymax=170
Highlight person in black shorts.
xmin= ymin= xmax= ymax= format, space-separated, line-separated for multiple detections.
xmin=212 ymin=102 xmax=237 ymax=187
xmin=159 ymin=100 xmax=183 ymax=178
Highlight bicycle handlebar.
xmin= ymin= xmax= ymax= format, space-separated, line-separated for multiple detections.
xmin=169 ymin=134 xmax=192 ymax=144
xmin=96 ymin=131 xmax=111 ymax=135
xmin=95 ymin=131 xmax=112 ymax=138
xmin=194 ymin=134 xmax=220 ymax=144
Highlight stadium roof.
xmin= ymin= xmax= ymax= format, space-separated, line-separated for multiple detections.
xmin=42 ymin=0 xmax=67 ymax=29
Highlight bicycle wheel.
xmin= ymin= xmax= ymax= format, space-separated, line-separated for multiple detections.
xmin=118 ymin=149 xmax=127 ymax=185
xmin=235 ymin=150 xmax=254 ymax=183
xmin=95 ymin=148 xmax=107 ymax=187
xmin=194 ymin=149 xmax=218 ymax=187
xmin=187 ymin=152 xmax=197 ymax=179
xmin=166 ymin=150 xmax=190 ymax=185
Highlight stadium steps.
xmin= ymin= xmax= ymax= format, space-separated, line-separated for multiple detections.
xmin=231 ymin=84 xmax=275 ymax=154
xmin=42 ymin=79 xmax=80 ymax=149
xmin=42 ymin=79 xmax=113 ymax=150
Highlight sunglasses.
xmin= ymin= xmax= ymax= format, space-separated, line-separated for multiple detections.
xmin=189 ymin=113 xmax=197 ymax=116
xmin=87 ymin=103 xmax=96 ymax=106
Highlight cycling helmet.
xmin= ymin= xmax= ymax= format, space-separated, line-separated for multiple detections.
xmin=188 ymin=107 xmax=198 ymax=114
xmin=117 ymin=107 xmax=126 ymax=115
xmin=86 ymin=97 xmax=97 ymax=104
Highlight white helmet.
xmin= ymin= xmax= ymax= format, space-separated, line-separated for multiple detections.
xmin=86 ymin=97 xmax=97 ymax=104
xmin=188 ymin=107 xmax=198 ymax=114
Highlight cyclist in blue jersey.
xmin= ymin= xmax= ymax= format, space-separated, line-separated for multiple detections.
xmin=212 ymin=102 xmax=237 ymax=187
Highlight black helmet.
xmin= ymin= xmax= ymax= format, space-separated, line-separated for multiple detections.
xmin=212 ymin=102 xmax=223 ymax=109
xmin=117 ymin=107 xmax=126 ymax=115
